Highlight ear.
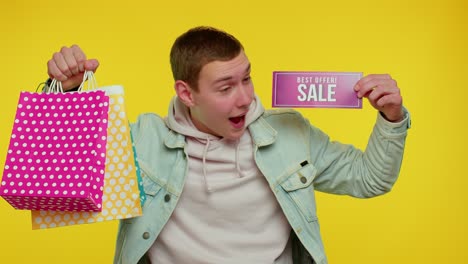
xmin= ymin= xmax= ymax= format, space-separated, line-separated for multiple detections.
xmin=174 ymin=80 xmax=196 ymax=107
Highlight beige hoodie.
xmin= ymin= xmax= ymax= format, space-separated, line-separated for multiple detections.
xmin=147 ymin=96 xmax=292 ymax=263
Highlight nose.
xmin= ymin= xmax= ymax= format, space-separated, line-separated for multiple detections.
xmin=236 ymin=84 xmax=253 ymax=109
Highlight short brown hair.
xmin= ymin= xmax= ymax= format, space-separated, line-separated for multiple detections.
xmin=170 ymin=26 xmax=244 ymax=91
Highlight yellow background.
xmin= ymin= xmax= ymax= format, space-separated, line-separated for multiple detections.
xmin=0 ymin=0 xmax=466 ymax=263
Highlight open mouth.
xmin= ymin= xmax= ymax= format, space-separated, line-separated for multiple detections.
xmin=229 ymin=115 xmax=246 ymax=128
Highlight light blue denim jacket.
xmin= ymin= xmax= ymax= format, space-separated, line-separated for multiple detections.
xmin=113 ymin=108 xmax=410 ymax=264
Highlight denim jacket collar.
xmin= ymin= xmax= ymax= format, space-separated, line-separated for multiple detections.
xmin=164 ymin=130 xmax=186 ymax=149
xmin=248 ymin=116 xmax=277 ymax=147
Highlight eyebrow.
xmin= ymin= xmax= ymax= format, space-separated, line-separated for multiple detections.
xmin=213 ymin=63 xmax=251 ymax=85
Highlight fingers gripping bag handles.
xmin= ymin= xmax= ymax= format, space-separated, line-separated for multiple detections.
xmin=31 ymin=80 xmax=144 ymax=229
xmin=0 ymin=71 xmax=109 ymax=212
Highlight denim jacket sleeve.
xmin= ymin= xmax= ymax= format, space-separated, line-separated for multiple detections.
xmin=309 ymin=109 xmax=410 ymax=198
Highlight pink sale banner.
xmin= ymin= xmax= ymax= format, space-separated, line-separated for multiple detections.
xmin=272 ymin=71 xmax=363 ymax=108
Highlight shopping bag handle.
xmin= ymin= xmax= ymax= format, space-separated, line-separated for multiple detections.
xmin=46 ymin=71 xmax=98 ymax=93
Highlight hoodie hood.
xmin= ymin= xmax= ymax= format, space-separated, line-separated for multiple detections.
xmin=166 ymin=95 xmax=264 ymax=140
xmin=165 ymin=95 xmax=265 ymax=192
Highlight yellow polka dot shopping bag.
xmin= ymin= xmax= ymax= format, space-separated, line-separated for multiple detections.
xmin=1 ymin=72 xmax=109 ymax=212
xmin=30 ymin=74 xmax=144 ymax=229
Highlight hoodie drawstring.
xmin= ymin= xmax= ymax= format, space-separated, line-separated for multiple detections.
xmin=235 ymin=139 xmax=243 ymax=178
xmin=202 ymin=137 xmax=212 ymax=192
xmin=203 ymin=138 xmax=244 ymax=193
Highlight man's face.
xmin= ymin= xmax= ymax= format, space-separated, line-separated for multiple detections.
xmin=189 ymin=51 xmax=254 ymax=140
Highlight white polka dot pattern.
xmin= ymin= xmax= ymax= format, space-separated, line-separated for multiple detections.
xmin=31 ymin=86 xmax=143 ymax=229
xmin=0 ymin=90 xmax=109 ymax=212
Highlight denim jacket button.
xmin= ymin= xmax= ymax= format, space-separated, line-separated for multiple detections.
xmin=142 ymin=232 xmax=150 ymax=239
xmin=164 ymin=194 xmax=171 ymax=202
xmin=300 ymin=176 xmax=307 ymax=184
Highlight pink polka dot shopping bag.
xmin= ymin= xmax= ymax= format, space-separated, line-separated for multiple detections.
xmin=0 ymin=72 xmax=109 ymax=212
xmin=30 ymin=75 xmax=144 ymax=229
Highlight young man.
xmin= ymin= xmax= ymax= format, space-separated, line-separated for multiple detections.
xmin=46 ymin=26 xmax=410 ymax=264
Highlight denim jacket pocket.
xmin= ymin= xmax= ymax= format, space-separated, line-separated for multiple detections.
xmin=280 ymin=163 xmax=318 ymax=222
xmin=140 ymin=170 xmax=163 ymax=209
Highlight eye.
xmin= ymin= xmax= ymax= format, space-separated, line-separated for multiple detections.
xmin=220 ymin=86 xmax=231 ymax=93
xmin=243 ymin=76 xmax=251 ymax=82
